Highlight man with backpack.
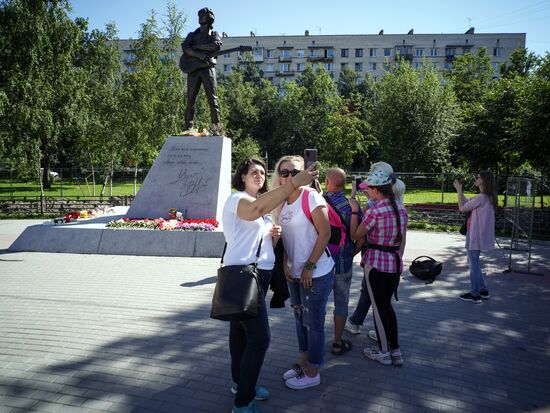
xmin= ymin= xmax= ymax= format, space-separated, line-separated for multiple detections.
xmin=324 ymin=168 xmax=362 ymax=355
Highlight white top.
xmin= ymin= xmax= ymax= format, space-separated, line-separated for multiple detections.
xmin=222 ymin=191 xmax=276 ymax=270
xmin=279 ymin=189 xmax=335 ymax=278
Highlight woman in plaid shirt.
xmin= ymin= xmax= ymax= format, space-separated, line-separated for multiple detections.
xmin=351 ymin=163 xmax=408 ymax=366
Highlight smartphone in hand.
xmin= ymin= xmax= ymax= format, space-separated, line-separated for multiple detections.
xmin=354 ymin=176 xmax=362 ymax=191
xmin=304 ymin=149 xmax=317 ymax=169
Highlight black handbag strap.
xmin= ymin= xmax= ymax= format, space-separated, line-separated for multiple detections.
xmin=412 ymin=255 xmax=436 ymax=263
xmin=220 ymin=237 xmax=263 ymax=266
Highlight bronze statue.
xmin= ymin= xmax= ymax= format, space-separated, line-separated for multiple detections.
xmin=180 ymin=7 xmax=222 ymax=136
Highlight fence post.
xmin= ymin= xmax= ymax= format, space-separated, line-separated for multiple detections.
xmin=9 ymin=168 xmax=13 ymax=199
xmin=441 ymin=172 xmax=445 ymax=205
xmin=60 ymin=168 xmax=64 ymax=198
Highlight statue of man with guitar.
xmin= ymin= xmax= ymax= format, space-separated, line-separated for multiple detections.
xmin=179 ymin=8 xmax=252 ymax=136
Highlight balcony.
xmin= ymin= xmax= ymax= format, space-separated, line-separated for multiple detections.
xmin=276 ymin=71 xmax=295 ymax=77
xmin=445 ymin=54 xmax=456 ymax=61
xmin=279 ymin=56 xmax=292 ymax=62
xmin=394 ymin=53 xmax=413 ymax=62
xmin=307 ymin=55 xmax=334 ymax=63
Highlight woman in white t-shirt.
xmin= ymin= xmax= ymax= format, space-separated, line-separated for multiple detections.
xmin=222 ymin=157 xmax=319 ymax=413
xmin=271 ymin=155 xmax=335 ymax=391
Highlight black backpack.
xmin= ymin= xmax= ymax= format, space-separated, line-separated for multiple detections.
xmin=409 ymin=256 xmax=442 ymax=284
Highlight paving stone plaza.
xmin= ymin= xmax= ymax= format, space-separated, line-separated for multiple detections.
xmin=1 ymin=220 xmax=549 ymax=413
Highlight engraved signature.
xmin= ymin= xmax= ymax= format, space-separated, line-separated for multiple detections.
xmin=169 ymin=168 xmax=211 ymax=198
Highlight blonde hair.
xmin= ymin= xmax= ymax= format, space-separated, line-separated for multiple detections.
xmin=270 ymin=155 xmax=304 ymax=224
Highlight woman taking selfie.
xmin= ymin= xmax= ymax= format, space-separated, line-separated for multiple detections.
xmin=453 ymin=171 xmax=497 ymax=304
xmin=271 ymin=155 xmax=335 ymax=390
xmin=222 ymin=157 xmax=318 ymax=413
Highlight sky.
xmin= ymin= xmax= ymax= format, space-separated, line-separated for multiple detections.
xmin=69 ymin=0 xmax=550 ymax=57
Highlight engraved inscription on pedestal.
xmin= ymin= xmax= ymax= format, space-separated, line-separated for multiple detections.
xmin=126 ymin=136 xmax=231 ymax=221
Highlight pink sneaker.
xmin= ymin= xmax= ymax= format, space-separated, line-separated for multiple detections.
xmin=285 ymin=372 xmax=320 ymax=390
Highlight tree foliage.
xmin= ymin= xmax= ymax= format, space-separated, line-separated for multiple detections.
xmin=370 ymin=60 xmax=459 ymax=171
xmin=0 ymin=0 xmax=86 ymax=188
xmin=0 ymin=3 xmax=547 ymax=178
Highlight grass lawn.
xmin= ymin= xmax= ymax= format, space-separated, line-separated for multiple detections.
xmin=0 ymin=180 xmax=142 ymax=197
xmin=1 ymin=180 xmax=548 ymax=207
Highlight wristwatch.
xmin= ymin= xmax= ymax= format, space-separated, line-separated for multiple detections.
xmin=304 ymin=260 xmax=317 ymax=270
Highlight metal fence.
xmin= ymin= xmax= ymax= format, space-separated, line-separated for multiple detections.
xmin=1 ymin=169 xmax=548 ymax=206
xmin=1 ymin=168 xmax=548 ymax=239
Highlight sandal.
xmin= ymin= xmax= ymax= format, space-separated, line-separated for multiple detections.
xmin=331 ymin=339 xmax=353 ymax=355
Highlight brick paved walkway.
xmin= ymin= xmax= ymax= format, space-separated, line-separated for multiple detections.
xmin=1 ymin=221 xmax=549 ymax=413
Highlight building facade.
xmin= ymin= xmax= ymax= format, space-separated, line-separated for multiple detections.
xmin=117 ymin=29 xmax=526 ymax=86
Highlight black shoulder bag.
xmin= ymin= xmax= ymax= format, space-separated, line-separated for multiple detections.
xmin=210 ymin=239 xmax=262 ymax=321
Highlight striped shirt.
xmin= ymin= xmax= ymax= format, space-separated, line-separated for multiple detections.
xmin=361 ymin=199 xmax=408 ymax=273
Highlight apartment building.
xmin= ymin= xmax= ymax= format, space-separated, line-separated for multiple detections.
xmin=117 ymin=29 xmax=526 ymax=86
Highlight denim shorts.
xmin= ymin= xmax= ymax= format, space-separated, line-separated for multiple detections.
xmin=333 ymin=270 xmax=353 ymax=316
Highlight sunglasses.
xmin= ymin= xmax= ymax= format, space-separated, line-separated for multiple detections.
xmin=279 ymin=169 xmax=301 ymax=178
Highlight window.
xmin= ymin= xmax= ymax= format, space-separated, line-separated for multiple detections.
xmin=296 ymin=49 xmax=305 ymax=58
xmin=324 ymin=63 xmax=333 ymax=71
xmin=415 ymin=62 xmax=423 ymax=69
xmin=279 ymin=63 xmax=290 ymax=72
xmin=445 ymin=48 xmax=456 ymax=57
xmin=297 ymin=63 xmax=305 ymax=72
xmin=384 ymin=48 xmax=391 ymax=57
xmin=280 ymin=49 xmax=291 ymax=59
xmin=326 ymin=48 xmax=334 ymax=58
xmin=223 ymin=52 xmax=231 ymax=58
xmin=493 ymin=47 xmax=501 ymax=57
xmin=312 ymin=63 xmax=319 ymax=70
xmin=492 ymin=62 xmax=501 ymax=75
xmin=265 ymin=63 xmax=275 ymax=72
xmin=432 ymin=62 xmax=438 ymax=69
xmin=341 ymin=62 xmax=348 ymax=70
xmin=354 ymin=62 xmax=363 ymax=72
xmin=369 ymin=62 xmax=377 ymax=71
xmin=310 ymin=49 xmax=318 ymax=58
xmin=223 ymin=64 xmax=231 ymax=72
xmin=415 ymin=48 xmax=424 ymax=57
xmin=266 ymin=49 xmax=275 ymax=58
xmin=444 ymin=62 xmax=453 ymax=70
xmin=253 ymin=47 xmax=264 ymax=59
xmin=125 ymin=51 xmax=136 ymax=62
xmin=430 ymin=48 xmax=438 ymax=57
xmin=341 ymin=48 xmax=349 ymax=58
xmin=369 ymin=48 xmax=377 ymax=57
xmin=355 ymin=48 xmax=363 ymax=58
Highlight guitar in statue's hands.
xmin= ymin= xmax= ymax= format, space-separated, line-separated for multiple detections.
xmin=179 ymin=45 xmax=253 ymax=74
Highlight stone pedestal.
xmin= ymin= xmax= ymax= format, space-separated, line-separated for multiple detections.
xmin=126 ymin=135 xmax=232 ymax=221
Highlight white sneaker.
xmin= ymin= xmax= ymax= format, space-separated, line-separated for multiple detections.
xmin=344 ymin=320 xmax=361 ymax=335
xmin=368 ymin=330 xmax=378 ymax=342
xmin=282 ymin=364 xmax=303 ymax=380
xmin=363 ymin=347 xmax=392 ymax=365
xmin=285 ymin=372 xmax=321 ymax=390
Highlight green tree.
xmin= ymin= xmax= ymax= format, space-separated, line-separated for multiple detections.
xmin=0 ymin=0 xmax=87 ymax=190
xmin=370 ymin=61 xmax=459 ymax=171
xmin=515 ymin=52 xmax=550 ymax=174
xmin=445 ymin=47 xmax=493 ymax=104
xmin=445 ymin=48 xmax=496 ymax=171
xmin=116 ymin=6 xmax=185 ymax=192
xmin=500 ymin=46 xmax=540 ymax=78
xmin=73 ymin=21 xmax=122 ymax=195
